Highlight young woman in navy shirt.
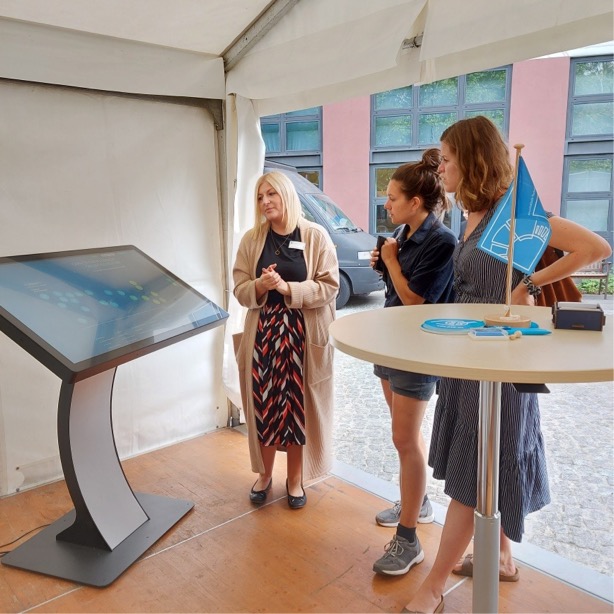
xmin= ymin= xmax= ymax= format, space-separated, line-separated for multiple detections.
xmin=370 ymin=148 xmax=457 ymax=579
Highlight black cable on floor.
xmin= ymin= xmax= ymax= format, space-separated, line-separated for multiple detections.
xmin=0 ymin=523 xmax=50 ymax=557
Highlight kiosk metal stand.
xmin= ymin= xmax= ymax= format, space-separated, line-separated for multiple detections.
xmin=2 ymin=368 xmax=193 ymax=587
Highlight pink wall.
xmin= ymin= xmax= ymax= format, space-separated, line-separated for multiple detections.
xmin=322 ymin=97 xmax=371 ymax=230
xmin=509 ymin=57 xmax=570 ymax=215
xmin=321 ymin=56 xmax=572 ymax=225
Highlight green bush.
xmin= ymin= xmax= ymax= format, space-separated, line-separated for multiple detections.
xmin=576 ymin=274 xmax=613 ymax=296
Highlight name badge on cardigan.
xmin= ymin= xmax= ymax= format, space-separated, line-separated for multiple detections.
xmin=289 ymin=241 xmax=305 ymax=250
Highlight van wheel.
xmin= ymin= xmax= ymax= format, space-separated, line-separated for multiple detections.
xmin=336 ymin=274 xmax=351 ymax=309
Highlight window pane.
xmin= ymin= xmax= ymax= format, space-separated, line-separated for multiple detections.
xmin=375 ymin=203 xmax=399 ymax=234
xmin=306 ymin=194 xmax=359 ymax=231
xmin=375 ymin=167 xmax=396 ymax=197
xmin=571 ymin=102 xmax=614 ymax=136
xmin=299 ymin=170 xmax=321 ymax=187
xmin=286 ymin=107 xmax=320 ymax=117
xmin=374 ymin=87 xmax=413 ymax=110
xmin=566 ymin=199 xmax=610 ymax=231
xmin=465 ymin=109 xmax=505 ymax=132
xmin=466 ymin=70 xmax=507 ymax=103
xmin=261 ymin=123 xmax=280 ymax=152
xmin=418 ymin=112 xmax=457 ymax=144
xmin=568 ymin=159 xmax=613 ymax=192
xmin=574 ymin=60 xmax=614 ymax=96
xmin=374 ymin=116 xmax=412 ymax=147
xmin=286 ymin=121 xmax=320 ymax=151
xmin=300 ymin=203 xmax=317 ymax=223
xmin=419 ymin=78 xmax=458 ymax=107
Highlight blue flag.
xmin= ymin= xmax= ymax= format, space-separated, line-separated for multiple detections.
xmin=477 ymin=157 xmax=551 ymax=274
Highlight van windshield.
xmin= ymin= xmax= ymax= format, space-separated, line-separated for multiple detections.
xmin=304 ymin=193 xmax=361 ymax=232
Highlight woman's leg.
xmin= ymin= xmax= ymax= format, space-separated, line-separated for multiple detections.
xmin=381 ymin=378 xmax=393 ymax=415
xmin=499 ymin=531 xmax=516 ymax=575
xmin=373 ymin=384 xmax=430 ymax=575
xmin=391 ymin=393 xmax=428 ymax=530
xmin=404 ymin=499 xmax=475 ymax=613
xmin=286 ymin=444 xmax=304 ymax=496
xmin=253 ymin=444 xmax=276 ymax=490
xmin=452 ymin=527 xmax=517 ymax=576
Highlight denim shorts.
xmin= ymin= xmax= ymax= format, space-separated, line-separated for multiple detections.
xmin=373 ymin=364 xmax=437 ymax=401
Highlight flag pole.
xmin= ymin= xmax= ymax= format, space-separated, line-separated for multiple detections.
xmin=503 ymin=144 xmax=524 ymax=316
xmin=484 ymin=143 xmax=531 ymax=328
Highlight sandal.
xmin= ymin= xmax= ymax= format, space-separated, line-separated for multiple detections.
xmin=452 ymin=553 xmax=519 ymax=582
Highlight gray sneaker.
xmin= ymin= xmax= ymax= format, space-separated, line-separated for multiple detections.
xmin=372 ymin=534 xmax=424 ymax=576
xmin=375 ymin=498 xmax=434 ymax=526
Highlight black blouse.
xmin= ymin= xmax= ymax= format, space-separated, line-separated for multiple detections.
xmin=257 ymin=228 xmax=307 ymax=305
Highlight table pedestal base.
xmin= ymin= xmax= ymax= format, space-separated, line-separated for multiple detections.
xmin=2 ymin=492 xmax=193 ymax=587
xmin=474 ymin=380 xmax=502 ymax=613
xmin=473 ymin=510 xmax=501 ymax=613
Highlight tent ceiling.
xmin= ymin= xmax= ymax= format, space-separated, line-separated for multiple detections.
xmin=0 ymin=0 xmax=272 ymax=55
xmin=0 ymin=0 xmax=612 ymax=113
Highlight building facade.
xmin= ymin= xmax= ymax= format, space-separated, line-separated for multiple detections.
xmin=262 ymin=49 xmax=613 ymax=247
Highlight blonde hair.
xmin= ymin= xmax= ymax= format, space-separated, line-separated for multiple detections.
xmin=252 ymin=171 xmax=302 ymax=240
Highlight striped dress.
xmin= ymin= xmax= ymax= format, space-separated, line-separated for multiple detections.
xmin=428 ymin=208 xmax=550 ymax=542
xmin=253 ymin=228 xmax=307 ymax=447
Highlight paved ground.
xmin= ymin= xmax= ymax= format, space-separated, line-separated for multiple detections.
xmin=332 ymin=291 xmax=613 ymax=578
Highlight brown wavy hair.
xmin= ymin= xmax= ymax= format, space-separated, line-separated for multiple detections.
xmin=391 ymin=148 xmax=450 ymax=214
xmin=440 ymin=116 xmax=513 ymax=213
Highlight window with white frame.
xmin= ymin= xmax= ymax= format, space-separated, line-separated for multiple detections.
xmin=370 ymin=67 xmax=511 ymax=235
xmin=562 ymin=57 xmax=613 ymax=249
xmin=261 ymin=107 xmax=323 ymax=188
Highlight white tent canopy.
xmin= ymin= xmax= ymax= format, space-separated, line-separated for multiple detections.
xmin=1 ymin=0 xmax=612 ymax=110
xmin=0 ymin=0 xmax=612 ymax=495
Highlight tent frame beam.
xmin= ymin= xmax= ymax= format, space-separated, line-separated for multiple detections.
xmin=0 ymin=78 xmax=225 ymax=130
xmin=222 ymin=0 xmax=301 ymax=72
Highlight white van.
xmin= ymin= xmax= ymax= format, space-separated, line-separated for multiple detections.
xmin=264 ymin=162 xmax=384 ymax=308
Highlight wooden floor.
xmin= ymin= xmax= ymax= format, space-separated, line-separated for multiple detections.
xmin=0 ymin=428 xmax=610 ymax=613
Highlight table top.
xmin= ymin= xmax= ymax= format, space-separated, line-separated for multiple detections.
xmin=329 ymin=303 xmax=613 ymax=384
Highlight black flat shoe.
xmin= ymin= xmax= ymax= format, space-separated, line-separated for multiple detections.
xmin=286 ymin=479 xmax=307 ymax=509
xmin=249 ymin=478 xmax=272 ymax=504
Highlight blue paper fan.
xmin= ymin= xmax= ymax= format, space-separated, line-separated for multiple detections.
xmin=421 ymin=318 xmax=484 ymax=335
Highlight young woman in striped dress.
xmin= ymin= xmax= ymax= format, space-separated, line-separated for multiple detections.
xmin=404 ymin=116 xmax=611 ymax=614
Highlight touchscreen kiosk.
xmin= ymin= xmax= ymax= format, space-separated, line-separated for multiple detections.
xmin=0 ymin=246 xmax=228 ymax=586
xmin=0 ymin=245 xmax=228 ymax=382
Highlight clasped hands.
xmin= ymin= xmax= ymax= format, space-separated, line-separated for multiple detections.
xmin=370 ymin=237 xmax=398 ymax=269
xmin=257 ymin=263 xmax=290 ymax=296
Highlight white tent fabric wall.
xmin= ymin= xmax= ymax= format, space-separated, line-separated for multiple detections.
xmin=0 ymin=16 xmax=226 ymax=99
xmin=0 ymin=81 xmax=228 ymax=495
xmin=221 ymin=94 xmax=265 ymax=415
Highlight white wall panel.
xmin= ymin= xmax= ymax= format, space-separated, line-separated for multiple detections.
xmin=0 ymin=81 xmax=227 ymax=495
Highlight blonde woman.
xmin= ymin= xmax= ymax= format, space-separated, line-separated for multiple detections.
xmin=233 ymin=172 xmax=339 ymax=509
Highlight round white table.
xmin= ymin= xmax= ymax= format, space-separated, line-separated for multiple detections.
xmin=329 ymin=303 xmax=613 ymax=614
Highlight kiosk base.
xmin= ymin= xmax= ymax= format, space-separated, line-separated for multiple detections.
xmin=1 ymin=492 xmax=193 ymax=587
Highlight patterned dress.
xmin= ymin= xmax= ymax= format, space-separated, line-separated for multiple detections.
xmin=428 ymin=208 xmax=551 ymax=542
xmin=253 ymin=228 xmax=307 ymax=447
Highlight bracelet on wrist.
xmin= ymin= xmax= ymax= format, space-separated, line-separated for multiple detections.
xmin=522 ymin=275 xmax=542 ymax=297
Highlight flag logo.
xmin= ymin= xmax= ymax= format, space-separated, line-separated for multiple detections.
xmin=477 ymin=157 xmax=552 ymax=274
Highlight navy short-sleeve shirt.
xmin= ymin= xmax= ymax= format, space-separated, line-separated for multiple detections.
xmin=383 ymin=212 xmax=457 ymax=308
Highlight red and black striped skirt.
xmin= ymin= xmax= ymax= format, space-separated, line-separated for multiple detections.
xmin=252 ymin=303 xmax=305 ymax=446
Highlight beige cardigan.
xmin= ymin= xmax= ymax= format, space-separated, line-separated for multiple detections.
xmin=232 ymin=218 xmax=339 ymax=480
